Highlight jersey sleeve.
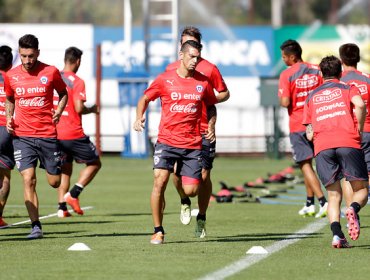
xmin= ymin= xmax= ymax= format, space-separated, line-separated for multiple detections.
xmin=73 ymin=78 xmax=87 ymax=102
xmin=144 ymin=76 xmax=163 ymax=101
xmin=3 ymin=73 xmax=13 ymax=97
xmin=278 ymin=70 xmax=291 ymax=98
xmin=53 ymin=68 xmax=67 ymax=92
xmin=209 ymin=65 xmax=228 ymax=93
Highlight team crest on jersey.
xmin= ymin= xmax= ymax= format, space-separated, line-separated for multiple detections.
xmin=40 ymin=76 xmax=48 ymax=85
xmin=196 ymin=85 xmax=203 ymax=93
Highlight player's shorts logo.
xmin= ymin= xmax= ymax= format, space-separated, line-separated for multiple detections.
xmin=40 ymin=76 xmax=48 ymax=85
xmin=153 ymin=156 xmax=160 ymax=165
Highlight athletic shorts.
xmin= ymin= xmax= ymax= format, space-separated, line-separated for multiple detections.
xmin=13 ymin=137 xmax=62 ymax=175
xmin=153 ymin=142 xmax=202 ymax=180
xmin=201 ymin=135 xmax=216 ymax=170
xmin=59 ymin=136 xmax=99 ymax=164
xmin=315 ymin=147 xmax=368 ymax=187
xmin=0 ymin=126 xmax=15 ymax=169
xmin=361 ymin=132 xmax=370 ymax=173
xmin=289 ymin=132 xmax=314 ymax=163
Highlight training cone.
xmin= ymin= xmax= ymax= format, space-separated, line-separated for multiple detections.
xmin=68 ymin=242 xmax=91 ymax=251
xmin=246 ymin=246 xmax=268 ymax=254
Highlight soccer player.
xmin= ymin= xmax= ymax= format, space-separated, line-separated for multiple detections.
xmin=339 ymin=43 xmax=370 ymax=209
xmin=55 ymin=47 xmax=101 ymax=218
xmin=133 ymin=40 xmax=219 ymax=245
xmin=303 ymin=55 xmax=368 ymax=248
xmin=166 ymin=26 xmax=230 ymax=238
xmin=278 ymin=39 xmax=328 ymax=218
xmin=4 ymin=34 xmax=68 ymax=239
xmin=0 ymin=45 xmax=14 ymax=227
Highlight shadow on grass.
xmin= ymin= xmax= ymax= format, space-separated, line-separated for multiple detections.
xmin=0 ymin=230 xmax=85 ymax=242
xmin=109 ymin=212 xmax=176 ymax=217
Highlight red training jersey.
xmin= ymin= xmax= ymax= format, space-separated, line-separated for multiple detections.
xmin=4 ymin=62 xmax=66 ymax=138
xmin=145 ymin=69 xmax=218 ymax=149
xmin=0 ymin=71 xmax=6 ymax=126
xmin=278 ymin=62 xmax=323 ymax=133
xmin=340 ymin=70 xmax=370 ymax=132
xmin=303 ymin=79 xmax=361 ymax=155
xmin=55 ymin=71 xmax=86 ymax=140
xmin=166 ymin=58 xmax=227 ymax=134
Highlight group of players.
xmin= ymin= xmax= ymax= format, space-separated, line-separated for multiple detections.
xmin=0 ymin=34 xmax=101 ymax=239
xmin=278 ymin=39 xmax=370 ymax=248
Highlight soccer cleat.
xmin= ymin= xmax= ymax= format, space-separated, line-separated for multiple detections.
xmin=298 ymin=204 xmax=315 ymax=217
xmin=180 ymin=203 xmax=191 ymax=225
xmin=64 ymin=192 xmax=84 ymax=215
xmin=57 ymin=209 xmax=72 ymax=218
xmin=346 ymin=207 xmax=360 ymax=241
xmin=150 ymin=232 xmax=164 ymax=245
xmin=315 ymin=202 xmax=328 ymax=218
xmin=27 ymin=226 xmax=43 ymax=239
xmin=0 ymin=217 xmax=8 ymax=227
xmin=195 ymin=219 xmax=206 ymax=238
xmin=331 ymin=235 xmax=351 ymax=248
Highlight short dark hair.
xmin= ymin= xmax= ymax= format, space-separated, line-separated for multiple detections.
xmin=180 ymin=40 xmax=203 ymax=52
xmin=319 ymin=55 xmax=342 ymax=79
xmin=64 ymin=46 xmax=83 ymax=63
xmin=18 ymin=34 xmax=39 ymax=49
xmin=280 ymin=39 xmax=302 ymax=59
xmin=339 ymin=43 xmax=360 ymax=67
xmin=0 ymin=45 xmax=13 ymax=71
xmin=180 ymin=26 xmax=202 ymax=44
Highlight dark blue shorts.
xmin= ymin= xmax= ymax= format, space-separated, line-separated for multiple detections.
xmin=201 ymin=135 xmax=216 ymax=170
xmin=153 ymin=142 xmax=202 ymax=180
xmin=13 ymin=137 xmax=62 ymax=175
xmin=361 ymin=132 xmax=370 ymax=173
xmin=289 ymin=131 xmax=314 ymax=163
xmin=316 ymin=147 xmax=368 ymax=187
xmin=59 ymin=136 xmax=99 ymax=164
xmin=0 ymin=126 xmax=15 ymax=169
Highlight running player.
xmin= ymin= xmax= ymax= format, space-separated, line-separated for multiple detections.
xmin=303 ymin=55 xmax=368 ymax=248
xmin=134 ymin=40 xmax=219 ymax=245
xmin=166 ymin=26 xmax=230 ymax=238
xmin=4 ymin=34 xmax=68 ymax=239
xmin=55 ymin=46 xmax=101 ymax=218
xmin=339 ymin=43 xmax=370 ymax=210
xmin=278 ymin=39 xmax=328 ymax=218
xmin=0 ymin=45 xmax=14 ymax=227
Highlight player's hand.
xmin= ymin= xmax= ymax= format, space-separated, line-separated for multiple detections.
xmin=91 ymin=104 xmax=100 ymax=114
xmin=52 ymin=109 xmax=62 ymax=124
xmin=6 ymin=117 xmax=14 ymax=134
xmin=133 ymin=117 xmax=146 ymax=132
xmin=205 ymin=128 xmax=216 ymax=143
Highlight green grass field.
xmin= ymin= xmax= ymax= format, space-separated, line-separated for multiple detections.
xmin=1 ymin=155 xmax=370 ymax=280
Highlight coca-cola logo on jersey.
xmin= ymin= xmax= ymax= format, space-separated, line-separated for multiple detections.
xmin=170 ymin=103 xmax=197 ymax=113
xmin=19 ymin=97 xmax=45 ymax=107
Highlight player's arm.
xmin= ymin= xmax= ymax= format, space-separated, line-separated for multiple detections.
xmin=53 ymin=88 xmax=68 ymax=124
xmin=279 ymin=96 xmax=290 ymax=107
xmin=133 ymin=94 xmax=150 ymax=132
xmin=205 ymin=104 xmax=217 ymax=143
xmin=278 ymin=73 xmax=291 ymax=108
xmin=75 ymin=99 xmax=99 ymax=115
xmin=216 ymin=89 xmax=230 ymax=103
xmin=5 ymin=95 xmax=15 ymax=134
xmin=352 ymin=94 xmax=366 ymax=133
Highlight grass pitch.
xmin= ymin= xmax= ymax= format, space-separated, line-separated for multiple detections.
xmin=1 ymin=155 xmax=370 ymax=280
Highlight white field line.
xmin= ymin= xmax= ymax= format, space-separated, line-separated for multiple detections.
xmin=198 ymin=219 xmax=327 ymax=280
xmin=0 ymin=206 xmax=93 ymax=229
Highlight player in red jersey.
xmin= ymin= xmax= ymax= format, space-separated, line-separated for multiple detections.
xmin=4 ymin=34 xmax=68 ymax=239
xmin=166 ymin=26 xmax=230 ymax=238
xmin=55 ymin=47 xmax=101 ymax=218
xmin=0 ymin=45 xmax=14 ymax=228
xmin=134 ymin=40 xmax=219 ymax=245
xmin=303 ymin=55 xmax=368 ymax=248
xmin=339 ymin=43 xmax=370 ymax=212
xmin=278 ymin=39 xmax=328 ymax=218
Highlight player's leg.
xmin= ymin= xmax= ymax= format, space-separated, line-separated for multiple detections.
xmin=0 ymin=169 xmax=11 ymax=226
xmin=57 ymin=162 xmax=73 ymax=217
